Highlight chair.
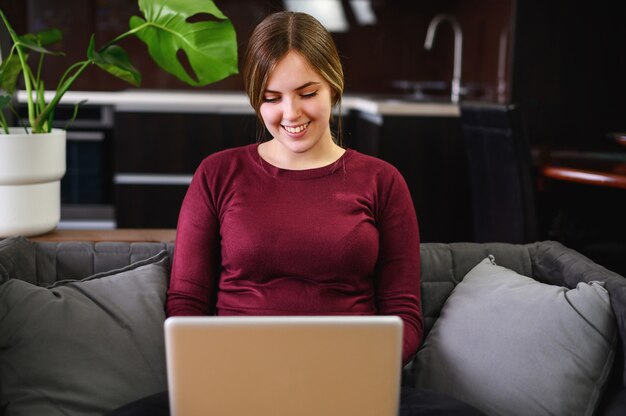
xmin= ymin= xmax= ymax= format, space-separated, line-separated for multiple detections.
xmin=460 ymin=102 xmax=537 ymax=243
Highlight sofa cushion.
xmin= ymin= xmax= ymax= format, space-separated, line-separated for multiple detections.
xmin=0 ymin=250 xmax=170 ymax=416
xmin=414 ymin=256 xmax=617 ymax=416
xmin=530 ymin=240 xmax=626 ymax=386
xmin=419 ymin=242 xmax=535 ymax=336
xmin=0 ymin=236 xmax=37 ymax=285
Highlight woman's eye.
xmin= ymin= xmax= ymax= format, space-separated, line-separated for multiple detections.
xmin=262 ymin=96 xmax=279 ymax=103
xmin=301 ymin=91 xmax=318 ymax=99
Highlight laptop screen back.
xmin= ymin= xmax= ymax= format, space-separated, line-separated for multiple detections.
xmin=165 ymin=316 xmax=403 ymax=416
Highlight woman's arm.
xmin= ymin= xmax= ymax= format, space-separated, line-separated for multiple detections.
xmin=375 ymin=169 xmax=423 ymax=365
xmin=167 ymin=162 xmax=221 ymax=317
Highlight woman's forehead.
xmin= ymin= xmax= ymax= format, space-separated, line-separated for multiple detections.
xmin=265 ymin=51 xmax=325 ymax=90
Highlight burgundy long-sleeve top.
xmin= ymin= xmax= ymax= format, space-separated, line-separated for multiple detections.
xmin=167 ymin=144 xmax=423 ymax=363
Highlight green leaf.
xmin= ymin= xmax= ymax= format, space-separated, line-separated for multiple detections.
xmin=129 ymin=0 xmax=238 ymax=86
xmin=0 ymin=53 xmax=23 ymax=95
xmin=17 ymin=33 xmax=63 ymax=56
xmin=36 ymin=28 xmax=62 ymax=46
xmin=64 ymin=99 xmax=88 ymax=130
xmin=88 ymin=36 xmax=141 ymax=86
xmin=0 ymin=94 xmax=11 ymax=110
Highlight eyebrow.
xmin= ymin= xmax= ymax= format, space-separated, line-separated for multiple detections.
xmin=264 ymin=81 xmax=321 ymax=94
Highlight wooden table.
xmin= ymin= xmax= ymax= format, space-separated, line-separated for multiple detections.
xmin=31 ymin=229 xmax=176 ymax=242
xmin=540 ymin=149 xmax=626 ymax=190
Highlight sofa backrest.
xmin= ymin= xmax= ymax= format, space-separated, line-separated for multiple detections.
xmin=2 ymin=236 xmax=625 ymax=375
xmin=0 ymin=237 xmax=174 ymax=287
xmin=420 ymin=242 xmax=535 ymax=335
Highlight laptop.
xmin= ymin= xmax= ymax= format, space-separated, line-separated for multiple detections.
xmin=164 ymin=315 xmax=403 ymax=416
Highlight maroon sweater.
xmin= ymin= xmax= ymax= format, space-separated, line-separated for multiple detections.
xmin=167 ymin=144 xmax=423 ymax=363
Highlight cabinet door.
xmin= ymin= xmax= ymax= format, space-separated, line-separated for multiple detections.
xmin=115 ymin=184 xmax=188 ymax=229
xmin=113 ymin=111 xmax=257 ymax=228
xmin=354 ymin=112 xmax=472 ymax=243
xmin=114 ymin=112 xmax=224 ymax=174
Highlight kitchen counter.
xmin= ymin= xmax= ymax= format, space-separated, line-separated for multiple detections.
xmin=345 ymin=95 xmax=460 ymax=117
xmin=17 ymin=90 xmax=460 ymax=117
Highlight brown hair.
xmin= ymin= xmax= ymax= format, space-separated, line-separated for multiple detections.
xmin=242 ymin=11 xmax=344 ymax=143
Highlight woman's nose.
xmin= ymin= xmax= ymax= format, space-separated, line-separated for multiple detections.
xmin=282 ymin=98 xmax=301 ymax=120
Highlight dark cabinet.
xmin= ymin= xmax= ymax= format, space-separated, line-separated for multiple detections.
xmin=115 ymin=184 xmax=188 ymax=229
xmin=351 ymin=111 xmax=472 ymax=243
xmin=114 ymin=112 xmax=224 ymax=174
xmin=60 ymin=106 xmax=115 ymax=206
xmin=113 ymin=111 xmax=258 ymax=228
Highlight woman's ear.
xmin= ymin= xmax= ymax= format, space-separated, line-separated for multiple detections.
xmin=331 ymin=90 xmax=340 ymax=106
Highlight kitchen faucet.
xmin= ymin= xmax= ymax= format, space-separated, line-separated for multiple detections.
xmin=424 ymin=14 xmax=463 ymax=103
xmin=497 ymin=28 xmax=510 ymax=103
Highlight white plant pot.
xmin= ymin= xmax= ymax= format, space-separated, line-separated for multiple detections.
xmin=0 ymin=128 xmax=66 ymax=237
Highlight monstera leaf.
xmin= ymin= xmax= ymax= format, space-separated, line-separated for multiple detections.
xmin=129 ymin=0 xmax=238 ymax=86
xmin=87 ymin=36 xmax=141 ymax=87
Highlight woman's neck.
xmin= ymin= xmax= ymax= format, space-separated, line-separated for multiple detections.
xmin=258 ymin=139 xmax=345 ymax=170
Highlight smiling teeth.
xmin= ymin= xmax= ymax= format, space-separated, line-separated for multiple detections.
xmin=284 ymin=123 xmax=309 ymax=134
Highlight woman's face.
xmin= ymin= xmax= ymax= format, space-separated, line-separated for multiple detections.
xmin=259 ymin=51 xmax=334 ymax=159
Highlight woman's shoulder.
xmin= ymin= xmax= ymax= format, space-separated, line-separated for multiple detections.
xmin=196 ymin=144 xmax=256 ymax=173
xmin=202 ymin=144 xmax=254 ymax=163
xmin=347 ymin=149 xmax=401 ymax=177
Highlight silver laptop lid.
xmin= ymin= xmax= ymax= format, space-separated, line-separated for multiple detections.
xmin=165 ymin=316 xmax=403 ymax=416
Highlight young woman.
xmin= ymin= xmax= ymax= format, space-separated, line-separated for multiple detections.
xmin=107 ymin=11 xmax=483 ymax=416
xmin=167 ymin=10 xmax=422 ymax=367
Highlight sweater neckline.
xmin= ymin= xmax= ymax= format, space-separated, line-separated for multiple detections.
xmin=248 ymin=143 xmax=353 ymax=180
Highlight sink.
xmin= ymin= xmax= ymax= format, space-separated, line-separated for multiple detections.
xmin=360 ymin=93 xmax=452 ymax=104
xmin=374 ymin=79 xmax=486 ymax=103
xmin=378 ymin=94 xmax=452 ymax=104
xmin=350 ymin=80 xmax=453 ymax=104
xmin=388 ymin=80 xmax=450 ymax=102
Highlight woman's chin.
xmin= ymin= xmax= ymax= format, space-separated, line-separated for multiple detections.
xmin=277 ymin=136 xmax=316 ymax=154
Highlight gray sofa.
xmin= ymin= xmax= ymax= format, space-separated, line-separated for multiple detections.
xmin=0 ymin=236 xmax=625 ymax=415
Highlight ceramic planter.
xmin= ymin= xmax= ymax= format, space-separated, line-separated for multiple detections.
xmin=0 ymin=128 xmax=66 ymax=237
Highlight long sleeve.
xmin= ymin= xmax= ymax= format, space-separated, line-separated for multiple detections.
xmin=375 ymin=169 xmax=423 ymax=365
xmin=166 ymin=162 xmax=221 ymax=316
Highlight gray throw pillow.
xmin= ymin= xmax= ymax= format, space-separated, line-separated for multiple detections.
xmin=414 ymin=256 xmax=617 ymax=416
xmin=0 ymin=251 xmax=170 ymax=416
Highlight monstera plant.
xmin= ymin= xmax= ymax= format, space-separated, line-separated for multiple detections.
xmin=0 ymin=0 xmax=238 ymax=238
xmin=0 ymin=0 xmax=238 ymax=133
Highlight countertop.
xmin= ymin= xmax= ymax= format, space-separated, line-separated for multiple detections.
xmin=17 ymin=90 xmax=460 ymax=117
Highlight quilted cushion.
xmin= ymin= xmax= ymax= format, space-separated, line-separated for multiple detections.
xmin=415 ymin=256 xmax=617 ymax=416
xmin=0 ymin=250 xmax=170 ymax=415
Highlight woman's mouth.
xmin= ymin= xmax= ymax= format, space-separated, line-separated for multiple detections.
xmin=282 ymin=122 xmax=310 ymax=135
